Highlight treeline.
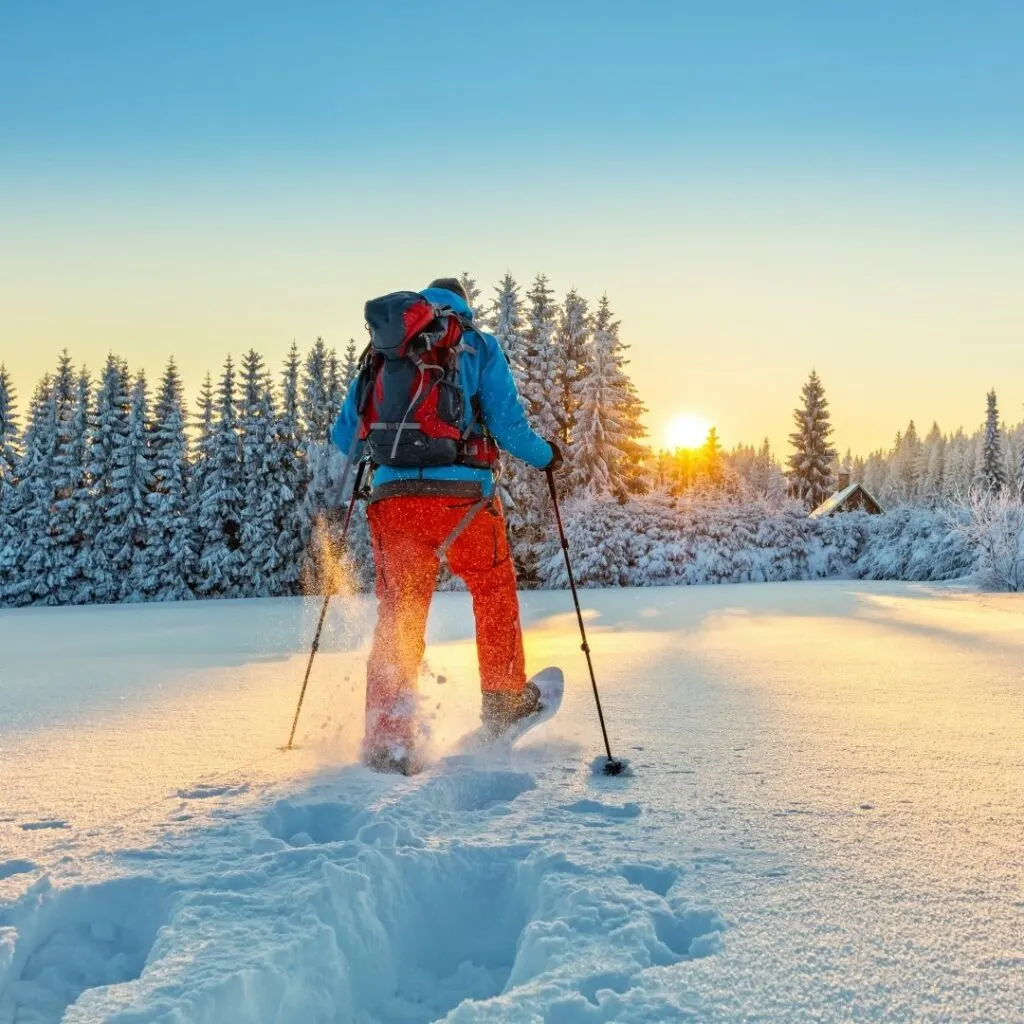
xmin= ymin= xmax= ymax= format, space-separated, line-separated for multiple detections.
xmin=847 ymin=389 xmax=1024 ymax=506
xmin=652 ymin=371 xmax=1024 ymax=511
xmin=0 ymin=342 xmax=355 ymax=606
xmin=0 ymin=273 xmax=650 ymax=606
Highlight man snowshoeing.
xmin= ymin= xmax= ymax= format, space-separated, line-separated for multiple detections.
xmin=331 ymin=278 xmax=560 ymax=774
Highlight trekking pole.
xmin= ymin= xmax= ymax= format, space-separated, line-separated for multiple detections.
xmin=545 ymin=468 xmax=625 ymax=776
xmin=285 ymin=460 xmax=367 ymax=751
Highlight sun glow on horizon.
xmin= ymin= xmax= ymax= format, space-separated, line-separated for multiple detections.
xmin=664 ymin=413 xmax=713 ymax=451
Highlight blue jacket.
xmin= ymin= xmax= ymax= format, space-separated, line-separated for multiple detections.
xmin=330 ymin=286 xmax=553 ymax=496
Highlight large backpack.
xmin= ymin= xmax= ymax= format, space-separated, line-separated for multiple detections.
xmin=354 ymin=291 xmax=498 ymax=470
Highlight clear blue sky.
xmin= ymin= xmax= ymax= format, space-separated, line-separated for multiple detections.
xmin=2 ymin=1 xmax=1023 ymax=452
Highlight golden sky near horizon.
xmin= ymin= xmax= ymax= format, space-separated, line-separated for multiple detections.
xmin=3 ymin=176 xmax=1021 ymax=459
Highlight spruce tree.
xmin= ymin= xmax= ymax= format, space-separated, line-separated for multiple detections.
xmin=700 ymin=427 xmax=725 ymax=489
xmin=508 ymin=275 xmax=561 ymax=583
xmin=458 ymin=272 xmax=482 ymax=319
xmin=595 ymin=295 xmax=649 ymax=496
xmin=0 ymin=365 xmax=22 ymax=604
xmin=917 ymin=422 xmax=945 ymax=505
xmin=521 ymin=274 xmax=561 ymax=439
xmin=189 ymin=372 xmax=216 ymax=588
xmin=1018 ymin=429 xmax=1024 ymax=503
xmin=0 ymin=364 xmax=19 ymax=498
xmin=981 ymin=389 xmax=1006 ymax=494
xmin=117 ymin=373 xmax=155 ymax=601
xmin=50 ymin=352 xmax=86 ymax=603
xmin=490 ymin=273 xmax=526 ymax=368
xmin=88 ymin=355 xmax=132 ymax=603
xmin=555 ymin=288 xmax=591 ymax=451
xmin=148 ymin=358 xmax=194 ymax=601
xmin=276 ymin=345 xmax=307 ymax=594
xmin=327 ymin=347 xmax=344 ymax=422
xmin=787 ymin=370 xmax=838 ymax=508
xmin=238 ymin=349 xmax=276 ymax=597
xmin=248 ymin=382 xmax=305 ymax=596
xmin=197 ymin=357 xmax=245 ymax=597
xmin=7 ymin=378 xmax=57 ymax=604
xmin=302 ymin=336 xmax=346 ymax=584
xmin=302 ymin=337 xmax=333 ymax=444
xmin=340 ymin=338 xmax=360 ymax=390
xmin=569 ymin=296 xmax=630 ymax=498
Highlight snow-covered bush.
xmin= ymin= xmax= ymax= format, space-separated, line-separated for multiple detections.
xmin=947 ymin=490 xmax=1024 ymax=592
xmin=853 ymin=505 xmax=975 ymax=582
xmin=535 ymin=496 xmax=868 ymax=589
xmin=532 ymin=495 xmax=980 ymax=590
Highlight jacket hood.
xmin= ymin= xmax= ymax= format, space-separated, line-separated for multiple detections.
xmin=420 ymin=286 xmax=474 ymax=320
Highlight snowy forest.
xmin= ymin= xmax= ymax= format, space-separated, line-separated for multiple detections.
xmin=2 ymin=271 xmax=1024 ymax=606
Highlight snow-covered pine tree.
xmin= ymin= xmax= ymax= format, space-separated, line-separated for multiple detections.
xmin=56 ymin=365 xmax=95 ymax=604
xmin=1018 ymin=426 xmax=1024 ymax=503
xmin=9 ymin=373 xmax=74 ymax=605
xmin=196 ymin=357 xmax=245 ymax=597
xmin=238 ymin=349 xmax=279 ymax=597
xmin=699 ymin=427 xmax=725 ymax=490
xmin=249 ymin=381 xmax=307 ymax=596
xmin=900 ymin=420 xmax=921 ymax=500
xmin=302 ymin=337 xmax=332 ymax=444
xmin=46 ymin=352 xmax=84 ymax=603
xmin=147 ymin=358 xmax=194 ymax=601
xmin=981 ymin=389 xmax=1006 ymax=494
xmin=917 ymin=422 xmax=945 ymax=505
xmin=188 ymin=372 xmax=216 ymax=590
xmin=882 ymin=421 xmax=921 ymax=506
xmin=487 ymin=273 xmax=535 ymax=546
xmin=301 ymin=336 xmax=346 ymax=589
xmin=327 ymin=347 xmax=344 ymax=423
xmin=555 ymin=289 xmax=591 ymax=455
xmin=278 ymin=344 xmax=308 ymax=591
xmin=787 ymin=370 xmax=838 ymax=508
xmin=942 ymin=429 xmax=971 ymax=502
xmin=117 ymin=373 xmax=156 ymax=601
xmin=340 ymin=338 xmax=360 ymax=390
xmin=0 ymin=364 xmax=19 ymax=500
xmin=0 ymin=365 xmax=22 ymax=604
xmin=595 ymin=295 xmax=649 ymax=495
xmin=506 ymin=275 xmax=562 ymax=583
xmin=490 ymin=273 xmax=526 ymax=368
xmin=458 ymin=273 xmax=482 ymax=321
xmin=88 ymin=355 xmax=132 ymax=603
xmin=568 ymin=296 xmax=630 ymax=498
xmin=521 ymin=274 xmax=562 ymax=440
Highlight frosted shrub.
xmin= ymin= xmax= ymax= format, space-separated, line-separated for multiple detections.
xmin=949 ymin=490 xmax=1024 ymax=592
xmin=854 ymin=506 xmax=975 ymax=582
xmin=532 ymin=496 xmax=981 ymax=590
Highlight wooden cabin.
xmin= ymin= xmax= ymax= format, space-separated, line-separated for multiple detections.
xmin=809 ymin=472 xmax=884 ymax=519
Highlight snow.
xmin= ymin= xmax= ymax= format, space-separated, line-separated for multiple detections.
xmin=1 ymin=582 xmax=1022 ymax=1022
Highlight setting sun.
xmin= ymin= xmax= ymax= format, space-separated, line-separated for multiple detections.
xmin=664 ymin=413 xmax=712 ymax=450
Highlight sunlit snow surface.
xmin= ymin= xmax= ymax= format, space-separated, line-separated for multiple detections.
xmin=1 ymin=582 xmax=1021 ymax=1022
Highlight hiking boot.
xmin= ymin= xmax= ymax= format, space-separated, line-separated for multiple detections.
xmin=362 ymin=745 xmax=425 ymax=776
xmin=481 ymin=681 xmax=542 ymax=737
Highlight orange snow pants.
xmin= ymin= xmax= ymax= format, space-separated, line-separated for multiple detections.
xmin=365 ymin=494 xmax=526 ymax=746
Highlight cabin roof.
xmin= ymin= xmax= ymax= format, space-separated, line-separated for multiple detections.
xmin=809 ymin=482 xmax=884 ymax=519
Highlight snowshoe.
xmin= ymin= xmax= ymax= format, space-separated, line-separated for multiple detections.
xmin=459 ymin=667 xmax=564 ymax=753
xmin=362 ymin=745 xmax=425 ymax=777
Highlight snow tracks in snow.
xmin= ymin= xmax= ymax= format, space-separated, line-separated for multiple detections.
xmin=0 ymin=754 xmax=725 ymax=1023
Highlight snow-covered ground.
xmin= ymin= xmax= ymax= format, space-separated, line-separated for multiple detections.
xmin=1 ymin=582 xmax=1021 ymax=1023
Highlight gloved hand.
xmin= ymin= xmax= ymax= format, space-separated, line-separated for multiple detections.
xmin=546 ymin=439 xmax=564 ymax=473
